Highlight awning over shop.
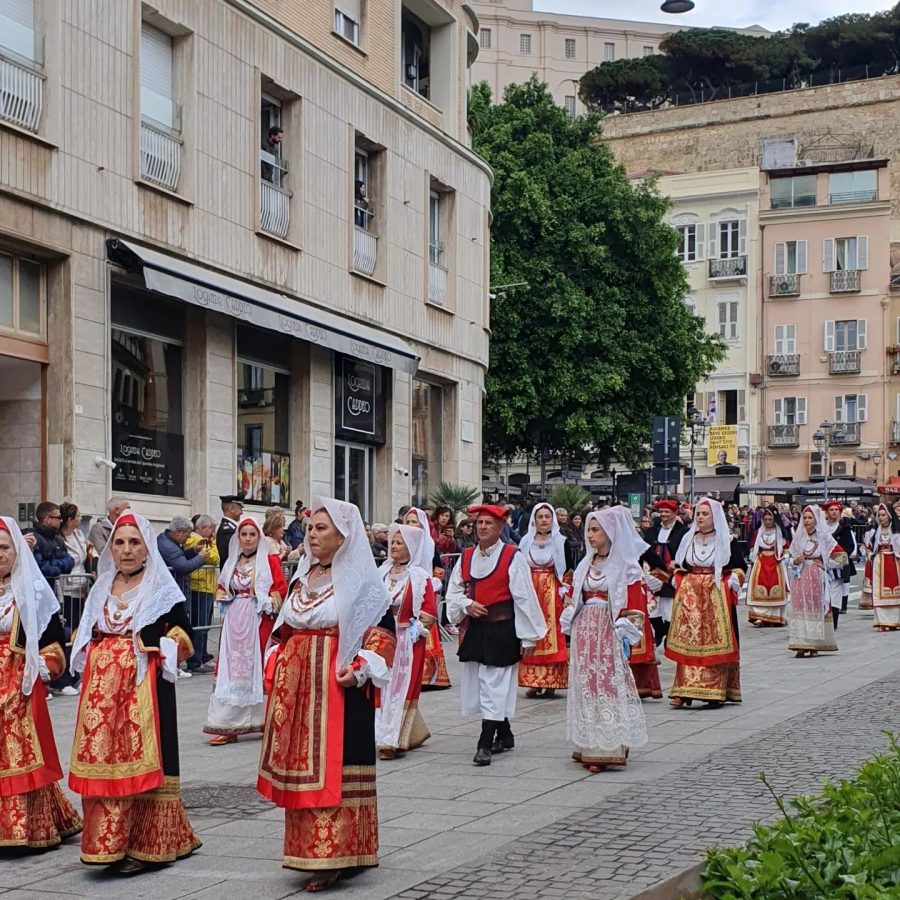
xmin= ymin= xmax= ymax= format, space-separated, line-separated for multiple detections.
xmin=692 ymin=475 xmax=742 ymax=497
xmin=740 ymin=479 xmax=797 ymax=494
xmin=877 ymin=476 xmax=900 ymax=496
xmin=107 ymin=238 xmax=420 ymax=375
xmin=791 ymin=478 xmax=876 ymax=498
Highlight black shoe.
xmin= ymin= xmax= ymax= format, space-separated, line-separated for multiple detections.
xmin=491 ymin=733 xmax=515 ymax=754
xmin=473 ymin=746 xmax=492 ymax=766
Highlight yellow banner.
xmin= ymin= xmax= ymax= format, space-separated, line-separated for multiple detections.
xmin=707 ymin=424 xmax=738 ymax=467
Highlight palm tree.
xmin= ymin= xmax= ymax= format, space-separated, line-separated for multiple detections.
xmin=547 ymin=484 xmax=590 ymax=514
xmin=428 ymin=482 xmax=480 ymax=516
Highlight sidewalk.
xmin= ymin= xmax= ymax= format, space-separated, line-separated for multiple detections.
xmin=3 ymin=602 xmax=898 ymax=899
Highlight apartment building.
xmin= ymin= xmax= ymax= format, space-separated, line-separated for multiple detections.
xmin=656 ymin=168 xmax=761 ymax=491
xmin=759 ymin=140 xmax=893 ymax=484
xmin=0 ymin=0 xmax=491 ymax=527
xmin=471 ymin=0 xmax=767 ymax=115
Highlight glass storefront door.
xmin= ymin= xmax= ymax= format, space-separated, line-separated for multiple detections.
xmin=334 ymin=441 xmax=374 ymax=522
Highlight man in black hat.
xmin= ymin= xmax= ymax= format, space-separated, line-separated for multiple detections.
xmin=216 ymin=495 xmax=244 ymax=567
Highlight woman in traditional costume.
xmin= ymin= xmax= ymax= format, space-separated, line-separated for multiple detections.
xmin=68 ymin=513 xmax=199 ymax=873
xmin=746 ymin=505 xmax=790 ymax=627
xmin=561 ymin=506 xmax=648 ymax=772
xmin=404 ymin=506 xmax=451 ymax=690
xmin=517 ymin=502 xmax=569 ymax=698
xmin=666 ymin=498 xmax=746 ymax=709
xmin=787 ymin=506 xmax=842 ymax=657
xmin=860 ymin=503 xmax=900 ymax=632
xmin=257 ymin=498 xmax=395 ymax=892
xmin=375 ymin=523 xmax=435 ymax=758
xmin=0 ymin=517 xmax=82 ymax=850
xmin=203 ymin=515 xmax=287 ymax=745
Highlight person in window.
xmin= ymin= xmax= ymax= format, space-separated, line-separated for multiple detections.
xmin=261 ymin=126 xmax=283 ymax=183
xmin=354 ymin=180 xmax=370 ymax=228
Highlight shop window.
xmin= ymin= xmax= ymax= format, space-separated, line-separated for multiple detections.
xmin=236 ymin=327 xmax=291 ymax=506
xmin=412 ymin=380 xmax=443 ymax=508
xmin=0 ymin=252 xmax=45 ymax=340
xmin=110 ymin=284 xmax=185 ymax=497
xmin=334 ymin=442 xmax=374 ymax=522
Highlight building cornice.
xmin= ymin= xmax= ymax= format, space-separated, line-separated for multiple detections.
xmin=759 ymin=200 xmax=891 ymax=224
xmin=227 ymin=0 xmax=493 ymax=184
xmin=668 ymin=188 xmax=760 ymax=203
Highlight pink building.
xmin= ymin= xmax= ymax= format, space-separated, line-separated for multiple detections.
xmin=759 ymin=140 xmax=893 ymax=484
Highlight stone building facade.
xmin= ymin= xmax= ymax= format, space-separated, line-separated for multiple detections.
xmin=0 ymin=0 xmax=491 ymax=527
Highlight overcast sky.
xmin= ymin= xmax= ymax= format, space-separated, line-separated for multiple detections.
xmin=535 ymin=0 xmax=890 ymax=31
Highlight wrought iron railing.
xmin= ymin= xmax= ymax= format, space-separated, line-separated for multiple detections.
xmin=830 ymin=269 xmax=861 ymax=293
xmin=259 ymin=179 xmax=291 ymax=239
xmin=767 ymin=353 xmax=800 ymax=376
xmin=0 ymin=53 xmax=43 ymax=132
xmin=830 ymin=422 xmax=861 ymax=446
xmin=769 ymin=273 xmax=801 ymax=297
xmin=828 ymin=350 xmax=861 ymax=374
xmin=353 ymin=225 xmax=377 ymax=276
xmin=140 ymin=119 xmax=182 ymax=191
xmin=428 ymin=261 xmax=448 ymax=305
xmin=709 ymin=256 xmax=747 ymax=279
xmin=828 ymin=190 xmax=877 ymax=205
xmin=768 ymin=424 xmax=799 ymax=448
xmin=891 ymin=420 xmax=900 ymax=445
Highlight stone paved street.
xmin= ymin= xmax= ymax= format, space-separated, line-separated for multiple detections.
xmin=3 ymin=594 xmax=898 ymax=899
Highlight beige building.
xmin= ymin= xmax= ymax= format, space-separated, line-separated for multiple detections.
xmin=0 ymin=0 xmax=491 ymax=528
xmin=471 ymin=0 xmax=767 ymax=115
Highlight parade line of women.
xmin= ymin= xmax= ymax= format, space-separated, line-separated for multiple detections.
xmin=1 ymin=497 xmax=894 ymax=892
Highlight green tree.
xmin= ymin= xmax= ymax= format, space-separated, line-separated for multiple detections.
xmin=578 ymin=57 xmax=666 ymax=113
xmin=471 ymin=78 xmax=724 ymax=469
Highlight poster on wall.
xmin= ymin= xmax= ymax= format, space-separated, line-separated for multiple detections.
xmin=707 ymin=424 xmax=739 ymax=468
xmin=111 ymin=424 xmax=185 ymax=497
xmin=237 ymin=450 xmax=290 ymax=506
xmin=335 ymin=355 xmax=386 ymax=444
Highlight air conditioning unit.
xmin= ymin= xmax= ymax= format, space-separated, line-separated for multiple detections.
xmin=831 ymin=461 xmax=849 ymax=476
xmin=809 ymin=451 xmax=824 ymax=477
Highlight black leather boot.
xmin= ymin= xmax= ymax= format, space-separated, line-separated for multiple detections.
xmin=492 ymin=718 xmax=515 ymax=753
xmin=473 ymin=720 xmax=495 ymax=766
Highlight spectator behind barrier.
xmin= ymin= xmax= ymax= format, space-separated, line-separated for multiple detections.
xmin=158 ymin=515 xmax=209 ymax=598
xmin=183 ymin=515 xmax=219 ymax=674
xmin=88 ymin=495 xmax=130 ymax=556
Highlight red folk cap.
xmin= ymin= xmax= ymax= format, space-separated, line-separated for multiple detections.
xmin=821 ymin=500 xmax=843 ymax=512
xmin=655 ymin=499 xmax=679 ymax=512
xmin=113 ymin=512 xmax=138 ymax=530
xmin=467 ymin=504 xmax=508 ymax=520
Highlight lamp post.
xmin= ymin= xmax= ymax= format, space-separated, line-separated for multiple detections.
xmin=813 ymin=420 xmax=833 ymax=501
xmin=686 ymin=402 xmax=708 ymax=507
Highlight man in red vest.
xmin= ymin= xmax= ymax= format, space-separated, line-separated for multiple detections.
xmin=446 ymin=505 xmax=547 ymax=766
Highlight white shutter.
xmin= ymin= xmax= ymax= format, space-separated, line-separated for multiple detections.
xmin=896 ymin=317 xmax=900 ymax=344
xmin=824 ymin=320 xmax=835 ymax=351
xmin=336 ymin=0 xmax=361 ymax=20
xmin=730 ymin=301 xmax=738 ymax=340
xmin=797 ymin=397 xmax=807 ymax=425
xmin=738 ymin=389 xmax=746 ymax=422
xmin=857 ymin=235 xmax=868 ymax=270
xmin=773 ymin=398 xmax=783 ymax=425
xmin=0 ymin=0 xmax=33 ymax=26
xmin=774 ymin=242 xmax=786 ymax=276
xmin=796 ymin=240 xmax=808 ymax=275
xmin=834 ymin=395 xmax=844 ymax=423
xmin=696 ymin=224 xmax=706 ymax=260
xmin=858 ymin=394 xmax=868 ymax=422
xmin=857 ymin=319 xmax=867 ymax=350
xmin=738 ymin=219 xmax=747 ymax=255
xmin=823 ymin=238 xmax=835 ymax=273
xmin=708 ymin=225 xmax=719 ymax=261
xmin=141 ymin=24 xmax=173 ymax=98
xmin=774 ymin=324 xmax=785 ymax=354
xmin=787 ymin=324 xmax=797 ymax=353
xmin=717 ymin=303 xmax=726 ymax=336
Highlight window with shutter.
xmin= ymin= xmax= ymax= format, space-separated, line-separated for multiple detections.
xmin=796 ymin=241 xmax=808 ymax=274
xmin=738 ymin=219 xmax=747 ymax=255
xmin=797 ymin=397 xmax=807 ymax=425
xmin=696 ymin=224 xmax=706 ymax=260
xmin=857 ymin=235 xmax=868 ymax=270
xmin=858 ymin=394 xmax=868 ymax=422
xmin=834 ymin=395 xmax=844 ymax=422
xmin=774 ymin=242 xmax=786 ymax=276
xmin=335 ymin=0 xmax=361 ymax=44
xmin=565 ymin=38 xmax=575 ymax=59
xmin=823 ymin=238 xmax=835 ymax=273
xmin=0 ymin=0 xmax=35 ymax=60
xmin=140 ymin=22 xmax=175 ymax=129
xmin=857 ymin=319 xmax=867 ymax=350
xmin=738 ymin=389 xmax=746 ymax=423
xmin=824 ymin=320 xmax=835 ymax=351
xmin=773 ymin=398 xmax=783 ymax=425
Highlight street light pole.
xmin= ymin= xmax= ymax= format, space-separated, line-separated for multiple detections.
xmin=813 ymin=421 xmax=833 ymax=501
xmin=686 ymin=404 xmax=706 ymax=507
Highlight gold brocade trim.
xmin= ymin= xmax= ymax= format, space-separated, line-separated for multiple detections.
xmin=518 ymin=662 xmax=569 ymax=689
xmin=69 ymin=637 xmax=161 ymax=781
xmin=530 ymin=569 xmax=561 ymax=658
xmin=39 ymin=642 xmax=67 ymax=679
xmin=270 ymin=592 xmax=284 ymax=615
xmin=0 ymin=641 xmax=44 ymax=778
xmin=667 ymin=576 xmax=735 ymax=662
xmin=165 ymin=626 xmax=195 ymax=664
xmin=872 ymin=553 xmax=900 ymax=604
xmin=283 ymin=853 xmax=378 ymax=871
xmin=363 ymin=626 xmax=396 ymax=668
xmin=418 ymin=612 xmax=437 ymax=627
xmin=7 ymin=607 xmax=24 ymax=654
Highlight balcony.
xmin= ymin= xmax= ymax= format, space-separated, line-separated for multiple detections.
xmin=709 ymin=256 xmax=747 ymax=280
xmin=767 ymin=353 xmax=800 ymax=377
xmin=830 ymin=269 xmax=861 ymax=293
xmin=0 ymin=51 xmax=44 ymax=132
xmin=828 ymin=350 xmax=861 ymax=374
xmin=831 ymin=422 xmax=861 ymax=447
xmin=353 ymin=225 xmax=377 ymax=276
xmin=769 ymin=273 xmax=801 ymax=297
xmin=259 ymin=179 xmax=291 ymax=239
xmin=428 ymin=261 xmax=448 ymax=305
xmin=889 ymin=347 xmax=900 ymax=375
xmin=890 ymin=420 xmax=900 ymax=445
xmin=829 ymin=190 xmax=877 ymax=205
xmin=768 ymin=424 xmax=799 ymax=448
xmin=140 ymin=119 xmax=181 ymax=192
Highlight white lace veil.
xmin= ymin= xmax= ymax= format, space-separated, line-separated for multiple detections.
xmin=218 ymin=515 xmax=273 ymax=602
xmin=518 ymin=502 xmax=567 ymax=579
xmin=404 ymin=507 xmax=436 ymax=566
xmin=753 ymin=510 xmax=785 ymax=557
xmin=378 ymin=523 xmax=428 ymax=618
xmin=291 ymin=497 xmax=390 ymax=668
xmin=789 ymin=505 xmax=837 ymax=561
xmin=1 ymin=517 xmax=60 ymax=696
xmin=675 ymin=498 xmax=733 ymax=583
xmin=71 ymin=512 xmax=187 ymax=684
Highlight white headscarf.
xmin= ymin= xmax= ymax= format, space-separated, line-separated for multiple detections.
xmin=518 ymin=502 xmax=567 ymax=579
xmin=71 ymin=512 xmax=187 ymax=685
xmin=752 ymin=509 xmax=786 ymax=557
xmin=675 ymin=497 xmax=733 ymax=584
xmin=404 ymin=507 xmax=435 ymax=566
xmin=217 ymin=515 xmax=273 ymax=605
xmin=571 ymin=507 xmax=649 ymax=621
xmin=289 ymin=497 xmax=390 ymax=669
xmin=378 ymin=523 xmax=428 ymax=618
xmin=789 ymin=505 xmax=837 ymax=561
xmin=1 ymin=517 xmax=60 ymax=696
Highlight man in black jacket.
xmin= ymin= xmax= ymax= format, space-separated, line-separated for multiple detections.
xmin=26 ymin=501 xmax=74 ymax=596
xmin=642 ymin=499 xmax=688 ymax=647
xmin=823 ymin=500 xmax=856 ymax=620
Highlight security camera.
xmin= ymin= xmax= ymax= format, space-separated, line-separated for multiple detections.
xmin=394 ymin=465 xmax=410 ymax=478
xmin=94 ymin=456 xmax=117 ymax=471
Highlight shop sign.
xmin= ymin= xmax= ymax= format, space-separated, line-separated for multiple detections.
xmin=335 ymin=356 xmax=385 ymax=443
xmin=111 ymin=424 xmax=184 ymax=497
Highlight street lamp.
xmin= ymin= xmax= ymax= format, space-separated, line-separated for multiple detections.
xmin=686 ymin=402 xmax=708 ymax=506
xmin=812 ymin=420 xmax=833 ymax=500
xmin=661 ymin=0 xmax=695 ymax=12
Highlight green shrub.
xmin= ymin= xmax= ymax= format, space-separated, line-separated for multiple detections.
xmin=547 ymin=484 xmax=590 ymax=516
xmin=702 ymin=734 xmax=900 ymax=899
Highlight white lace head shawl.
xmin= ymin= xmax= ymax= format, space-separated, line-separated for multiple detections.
xmin=518 ymin=502 xmax=567 ymax=579
xmin=790 ymin=505 xmax=837 ymax=561
xmin=291 ymin=497 xmax=391 ymax=668
xmin=378 ymin=524 xmax=428 ymax=618
xmin=1 ymin=516 xmax=60 ymax=696
xmin=404 ymin=506 xmax=442 ymax=592
xmin=71 ymin=512 xmax=187 ymax=685
xmin=218 ymin=515 xmax=273 ymax=604
xmin=675 ymin=497 xmax=732 ymax=584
